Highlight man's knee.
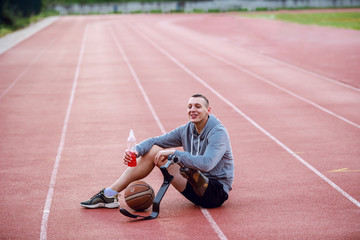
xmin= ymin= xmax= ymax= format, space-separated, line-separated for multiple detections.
xmin=142 ymin=145 xmax=163 ymax=166
xmin=168 ymin=164 xmax=187 ymax=192
xmin=145 ymin=145 xmax=163 ymax=158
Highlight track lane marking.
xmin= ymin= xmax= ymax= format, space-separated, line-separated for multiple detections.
xmin=39 ymin=25 xmax=89 ymax=240
xmin=0 ymin=38 xmax=57 ymax=100
xmin=131 ymin=25 xmax=360 ymax=208
xmin=108 ymin=25 xmax=229 ymax=240
xmin=0 ymin=53 xmax=42 ymax=100
xmin=329 ymin=168 xmax=360 ymax=173
xmin=188 ymin=43 xmax=360 ymax=129
xmin=139 ymin=24 xmax=360 ymax=129
xmin=108 ymin=26 xmax=165 ymax=134
xmin=159 ymin=18 xmax=360 ymax=92
xmin=240 ymin=47 xmax=360 ymax=92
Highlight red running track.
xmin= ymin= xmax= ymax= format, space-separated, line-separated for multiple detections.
xmin=0 ymin=12 xmax=359 ymax=240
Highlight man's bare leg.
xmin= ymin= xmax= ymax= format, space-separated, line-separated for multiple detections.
xmin=109 ymin=145 xmax=160 ymax=192
xmin=109 ymin=145 xmax=187 ymax=193
xmin=81 ymin=145 xmax=188 ymax=208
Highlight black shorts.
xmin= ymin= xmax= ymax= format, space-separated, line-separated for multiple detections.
xmin=180 ymin=178 xmax=228 ymax=208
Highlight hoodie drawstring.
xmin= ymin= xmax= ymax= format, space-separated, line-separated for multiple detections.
xmin=191 ymin=135 xmax=200 ymax=156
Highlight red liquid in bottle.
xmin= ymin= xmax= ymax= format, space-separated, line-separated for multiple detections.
xmin=127 ymin=151 xmax=137 ymax=167
xmin=127 ymin=129 xmax=137 ymax=167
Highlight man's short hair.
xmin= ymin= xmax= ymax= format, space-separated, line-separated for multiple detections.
xmin=192 ymin=94 xmax=209 ymax=108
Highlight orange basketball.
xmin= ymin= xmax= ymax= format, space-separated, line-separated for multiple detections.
xmin=124 ymin=181 xmax=155 ymax=211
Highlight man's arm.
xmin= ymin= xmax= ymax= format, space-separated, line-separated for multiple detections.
xmin=174 ymin=127 xmax=229 ymax=172
xmin=136 ymin=124 xmax=185 ymax=157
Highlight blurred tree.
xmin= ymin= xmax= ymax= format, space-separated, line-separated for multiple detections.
xmin=1 ymin=0 xmax=42 ymax=25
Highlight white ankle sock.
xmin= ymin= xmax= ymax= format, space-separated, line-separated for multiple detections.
xmin=104 ymin=188 xmax=118 ymax=198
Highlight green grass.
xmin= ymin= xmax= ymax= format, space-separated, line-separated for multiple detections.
xmin=244 ymin=11 xmax=360 ymax=30
xmin=0 ymin=10 xmax=59 ymax=37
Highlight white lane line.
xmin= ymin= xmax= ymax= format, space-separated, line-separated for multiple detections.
xmin=200 ymin=208 xmax=228 ymax=240
xmin=0 ymin=51 xmax=43 ymax=100
xmin=132 ymin=26 xmax=360 ymax=208
xmin=0 ymin=38 xmax=56 ymax=100
xmin=159 ymin=19 xmax=359 ymax=92
xmin=240 ymin=47 xmax=360 ymax=92
xmin=108 ymin=25 xmax=229 ymax=240
xmin=39 ymin=25 xmax=88 ymax=240
xmin=108 ymin=26 xmax=166 ymax=135
xmin=142 ymin=24 xmax=359 ymax=129
xmin=189 ymin=43 xmax=360 ymax=129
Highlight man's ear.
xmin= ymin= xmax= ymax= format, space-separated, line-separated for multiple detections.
xmin=208 ymin=106 xmax=211 ymax=113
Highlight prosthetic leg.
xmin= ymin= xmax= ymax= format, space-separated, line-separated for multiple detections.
xmin=178 ymin=161 xmax=209 ymax=197
xmin=119 ymin=157 xmax=174 ymax=220
xmin=119 ymin=155 xmax=209 ymax=220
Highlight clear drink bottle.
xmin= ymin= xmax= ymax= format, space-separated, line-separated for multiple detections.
xmin=127 ymin=129 xmax=137 ymax=167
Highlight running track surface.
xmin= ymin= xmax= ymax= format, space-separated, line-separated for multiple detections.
xmin=0 ymin=12 xmax=359 ymax=240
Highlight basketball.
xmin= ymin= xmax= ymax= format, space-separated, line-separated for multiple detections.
xmin=124 ymin=180 xmax=155 ymax=211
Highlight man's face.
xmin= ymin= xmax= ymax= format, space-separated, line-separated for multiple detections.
xmin=187 ymin=97 xmax=210 ymax=124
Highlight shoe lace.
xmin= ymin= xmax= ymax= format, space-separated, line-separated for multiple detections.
xmin=90 ymin=190 xmax=104 ymax=200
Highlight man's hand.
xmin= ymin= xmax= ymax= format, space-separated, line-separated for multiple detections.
xmin=154 ymin=149 xmax=175 ymax=167
xmin=123 ymin=150 xmax=138 ymax=165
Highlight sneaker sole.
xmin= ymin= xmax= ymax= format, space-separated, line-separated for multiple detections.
xmin=80 ymin=202 xmax=120 ymax=209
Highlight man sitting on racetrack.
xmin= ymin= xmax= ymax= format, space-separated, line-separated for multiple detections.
xmin=81 ymin=94 xmax=234 ymax=209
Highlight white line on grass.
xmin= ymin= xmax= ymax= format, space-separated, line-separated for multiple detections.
xmin=132 ymin=26 xmax=360 ymax=208
xmin=108 ymin=25 xmax=229 ymax=240
xmin=39 ymin=25 xmax=88 ymax=240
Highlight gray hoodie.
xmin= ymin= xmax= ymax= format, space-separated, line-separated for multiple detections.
xmin=136 ymin=114 xmax=234 ymax=193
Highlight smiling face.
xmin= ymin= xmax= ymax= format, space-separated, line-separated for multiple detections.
xmin=187 ymin=96 xmax=211 ymax=132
